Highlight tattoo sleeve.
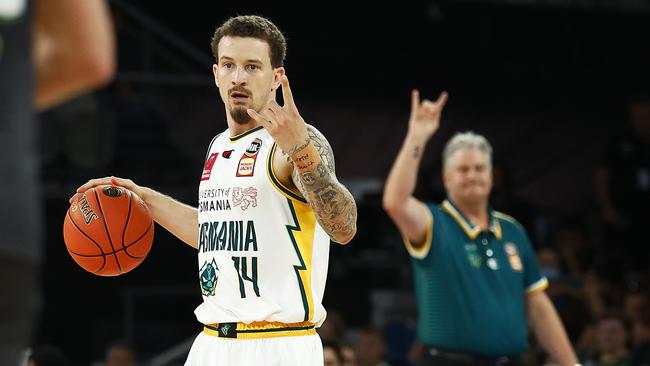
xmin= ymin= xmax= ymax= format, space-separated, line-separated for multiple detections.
xmin=288 ymin=126 xmax=357 ymax=243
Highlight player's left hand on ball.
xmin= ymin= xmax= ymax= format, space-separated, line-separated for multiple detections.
xmin=68 ymin=176 xmax=141 ymax=204
xmin=247 ymin=75 xmax=309 ymax=154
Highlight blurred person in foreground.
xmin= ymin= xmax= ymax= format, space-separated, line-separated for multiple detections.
xmin=0 ymin=0 xmax=114 ymax=365
xmin=383 ymin=90 xmax=578 ymax=366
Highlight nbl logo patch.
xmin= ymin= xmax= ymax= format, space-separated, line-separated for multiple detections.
xmin=245 ymin=139 xmax=262 ymax=156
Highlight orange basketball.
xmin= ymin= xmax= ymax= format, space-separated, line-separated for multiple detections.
xmin=63 ymin=185 xmax=154 ymax=276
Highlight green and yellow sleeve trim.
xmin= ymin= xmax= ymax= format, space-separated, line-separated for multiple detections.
xmin=266 ymin=142 xmax=308 ymax=204
xmin=494 ymin=211 xmax=524 ymax=232
xmin=526 ymin=277 xmax=549 ymax=295
xmin=402 ymin=209 xmax=433 ymax=260
xmin=203 ymin=133 xmax=223 ymax=162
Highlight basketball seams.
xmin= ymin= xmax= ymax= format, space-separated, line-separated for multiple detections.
xmin=121 ymin=189 xmax=154 ymax=260
xmin=122 ymin=221 xmax=153 ymax=259
xmin=121 ymin=190 xmax=133 ymax=250
xmin=66 ymin=210 xmax=107 ymax=273
xmin=67 ymin=231 xmax=150 ymax=257
xmin=94 ymin=188 xmax=123 ymax=274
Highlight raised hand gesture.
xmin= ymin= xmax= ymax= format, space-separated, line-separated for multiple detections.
xmin=247 ymin=75 xmax=309 ymax=154
xmin=408 ymin=90 xmax=448 ymax=140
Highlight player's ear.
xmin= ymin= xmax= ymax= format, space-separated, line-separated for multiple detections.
xmin=213 ymin=64 xmax=220 ymax=88
xmin=272 ymin=67 xmax=285 ymax=91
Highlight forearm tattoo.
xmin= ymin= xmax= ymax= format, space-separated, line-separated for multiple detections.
xmin=287 ymin=137 xmax=311 ymax=156
xmin=413 ymin=145 xmax=421 ymax=158
xmin=286 ymin=126 xmax=357 ymax=242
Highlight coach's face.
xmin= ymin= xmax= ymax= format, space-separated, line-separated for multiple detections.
xmin=213 ymin=36 xmax=284 ymax=124
xmin=443 ymin=148 xmax=493 ymax=205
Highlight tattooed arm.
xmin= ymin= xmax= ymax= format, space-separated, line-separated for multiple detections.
xmin=245 ymin=75 xmax=356 ymax=244
xmin=382 ymin=90 xmax=447 ymax=245
xmin=286 ymin=125 xmax=357 ymax=244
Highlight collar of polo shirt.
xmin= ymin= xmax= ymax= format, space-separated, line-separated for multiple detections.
xmin=441 ymin=199 xmax=502 ymax=240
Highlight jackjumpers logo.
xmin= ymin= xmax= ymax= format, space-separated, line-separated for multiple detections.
xmin=199 ymin=259 xmax=219 ymax=296
xmin=236 ymin=138 xmax=262 ymax=177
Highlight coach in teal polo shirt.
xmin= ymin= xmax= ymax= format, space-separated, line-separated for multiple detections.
xmin=383 ymin=90 xmax=578 ymax=366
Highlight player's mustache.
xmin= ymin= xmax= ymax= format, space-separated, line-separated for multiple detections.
xmin=229 ymin=86 xmax=251 ymax=97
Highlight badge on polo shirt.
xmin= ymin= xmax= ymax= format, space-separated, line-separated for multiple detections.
xmin=487 ymin=258 xmax=499 ymax=270
xmin=237 ymin=138 xmax=262 ymax=177
xmin=464 ymin=243 xmax=482 ymax=268
xmin=504 ymin=242 xmax=523 ymax=271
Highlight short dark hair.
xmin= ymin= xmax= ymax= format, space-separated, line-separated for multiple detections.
xmin=211 ymin=15 xmax=287 ymax=68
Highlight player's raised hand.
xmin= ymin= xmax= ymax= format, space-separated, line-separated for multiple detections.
xmin=247 ymin=75 xmax=309 ymax=154
xmin=408 ymin=89 xmax=448 ymax=140
xmin=69 ymin=176 xmax=143 ymax=203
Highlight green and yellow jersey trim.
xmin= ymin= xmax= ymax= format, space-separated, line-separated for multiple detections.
xmin=526 ymin=277 xmax=549 ymax=295
xmin=285 ymin=199 xmax=316 ymax=322
xmin=441 ymin=200 xmax=502 ymax=240
xmin=401 ymin=209 xmax=434 ymax=259
xmin=203 ymin=133 xmax=223 ymax=162
xmin=229 ymin=125 xmax=264 ymax=142
xmin=494 ymin=211 xmax=523 ymax=233
xmin=266 ymin=142 xmax=308 ymax=204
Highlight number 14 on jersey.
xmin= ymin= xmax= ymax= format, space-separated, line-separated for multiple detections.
xmin=232 ymin=256 xmax=260 ymax=298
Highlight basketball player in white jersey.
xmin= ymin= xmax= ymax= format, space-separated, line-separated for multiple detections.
xmin=72 ymin=15 xmax=357 ymax=365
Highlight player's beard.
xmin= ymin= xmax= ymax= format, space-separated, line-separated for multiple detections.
xmin=230 ymin=106 xmax=251 ymax=124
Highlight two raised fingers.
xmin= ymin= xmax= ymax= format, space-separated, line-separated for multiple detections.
xmin=247 ymin=78 xmax=294 ymax=128
xmin=411 ymin=89 xmax=449 ymax=115
xmin=280 ymin=75 xmax=295 ymax=111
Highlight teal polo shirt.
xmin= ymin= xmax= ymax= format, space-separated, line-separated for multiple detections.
xmin=403 ymin=199 xmax=548 ymax=356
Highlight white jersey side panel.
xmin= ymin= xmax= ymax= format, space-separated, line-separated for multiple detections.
xmin=195 ymin=126 xmax=329 ymax=325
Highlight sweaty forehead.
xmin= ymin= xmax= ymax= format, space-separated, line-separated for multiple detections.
xmin=218 ymin=36 xmax=271 ymax=65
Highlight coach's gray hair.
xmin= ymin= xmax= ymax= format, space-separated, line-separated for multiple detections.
xmin=442 ymin=132 xmax=493 ymax=170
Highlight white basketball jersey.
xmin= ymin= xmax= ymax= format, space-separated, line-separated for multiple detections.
xmin=195 ymin=126 xmax=330 ymax=326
